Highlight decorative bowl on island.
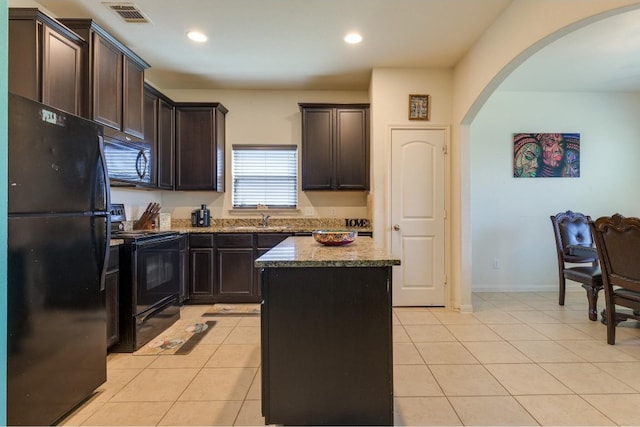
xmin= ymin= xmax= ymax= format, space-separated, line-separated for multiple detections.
xmin=312 ymin=230 xmax=358 ymax=246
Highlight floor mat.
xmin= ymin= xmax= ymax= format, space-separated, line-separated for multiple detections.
xmin=133 ymin=320 xmax=216 ymax=355
xmin=203 ymin=303 xmax=261 ymax=316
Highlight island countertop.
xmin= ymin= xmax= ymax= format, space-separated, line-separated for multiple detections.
xmin=255 ymin=236 xmax=400 ymax=268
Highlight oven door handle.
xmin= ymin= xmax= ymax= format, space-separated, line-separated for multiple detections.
xmin=136 ymin=296 xmax=176 ymax=325
xmin=135 ymin=234 xmax=182 ymax=247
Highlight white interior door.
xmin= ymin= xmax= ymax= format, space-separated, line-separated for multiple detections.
xmin=391 ymin=128 xmax=446 ymax=306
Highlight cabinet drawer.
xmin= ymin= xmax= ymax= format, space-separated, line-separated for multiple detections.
xmin=189 ymin=234 xmax=214 ymax=247
xmin=257 ymin=233 xmax=291 ymax=248
xmin=215 ymin=233 xmax=254 ymax=248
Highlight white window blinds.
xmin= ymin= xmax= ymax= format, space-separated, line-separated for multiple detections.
xmin=232 ymin=145 xmax=298 ymax=208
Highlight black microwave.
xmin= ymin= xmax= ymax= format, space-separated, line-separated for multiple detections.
xmin=103 ymin=136 xmax=153 ymax=186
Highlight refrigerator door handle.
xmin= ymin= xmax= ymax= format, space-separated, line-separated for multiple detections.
xmin=98 ymin=135 xmax=111 ymax=292
xmin=98 ymin=135 xmax=111 ymax=212
xmin=99 ymin=224 xmax=109 ymax=292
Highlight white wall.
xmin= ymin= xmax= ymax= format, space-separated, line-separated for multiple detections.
xmin=471 ymin=90 xmax=640 ymax=291
xmin=369 ymin=68 xmax=453 ymax=248
xmin=113 ymin=89 xmax=371 ymax=220
xmin=452 ymin=0 xmax=640 ymax=310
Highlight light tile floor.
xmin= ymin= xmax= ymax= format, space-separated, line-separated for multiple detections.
xmin=60 ymin=290 xmax=640 ymax=426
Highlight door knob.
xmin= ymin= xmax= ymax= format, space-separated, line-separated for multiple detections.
xmin=393 ymin=224 xmax=400 ymax=231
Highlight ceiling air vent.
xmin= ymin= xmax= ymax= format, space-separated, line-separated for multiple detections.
xmin=103 ymin=3 xmax=150 ymax=23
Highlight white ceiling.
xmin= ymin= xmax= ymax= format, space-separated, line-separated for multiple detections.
xmin=499 ymin=7 xmax=640 ymax=92
xmin=17 ymin=0 xmax=640 ymax=92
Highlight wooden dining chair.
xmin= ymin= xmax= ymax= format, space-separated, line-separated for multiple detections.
xmin=590 ymin=214 xmax=640 ymax=344
xmin=550 ymin=210 xmax=603 ymax=320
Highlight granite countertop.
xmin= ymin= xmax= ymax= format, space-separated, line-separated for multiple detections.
xmin=173 ymin=225 xmax=313 ymax=234
xmin=255 ymin=236 xmax=400 ymax=268
xmin=170 ymin=217 xmax=371 ymax=234
xmin=109 ymin=218 xmax=372 ymax=245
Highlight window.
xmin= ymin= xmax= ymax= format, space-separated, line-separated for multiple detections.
xmin=232 ymin=145 xmax=298 ymax=208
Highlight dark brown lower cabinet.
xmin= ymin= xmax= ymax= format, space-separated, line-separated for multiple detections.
xmin=261 ymin=266 xmax=393 ymax=426
xmin=105 ymin=245 xmax=120 ymax=349
xmin=188 ymin=232 xmax=292 ymax=304
xmin=215 ymin=234 xmax=256 ymax=302
xmin=179 ymin=234 xmax=189 ymax=304
xmin=188 ymin=234 xmax=216 ymax=303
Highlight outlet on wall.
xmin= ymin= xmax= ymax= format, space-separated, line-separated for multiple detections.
xmin=329 ymin=208 xmax=336 ymax=217
xmin=304 ymin=207 xmax=314 ymax=216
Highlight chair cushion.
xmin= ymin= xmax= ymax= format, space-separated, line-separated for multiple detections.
xmin=564 ymin=266 xmax=602 ymax=283
xmin=615 ymin=288 xmax=640 ymax=303
xmin=560 ymin=221 xmax=593 ymax=247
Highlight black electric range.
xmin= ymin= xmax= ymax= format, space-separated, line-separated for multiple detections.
xmin=108 ymin=203 xmax=181 ymax=352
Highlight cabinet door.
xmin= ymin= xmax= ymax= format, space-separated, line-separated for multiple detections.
xmin=175 ymin=107 xmax=217 ymax=190
xmin=216 ymin=248 xmax=257 ymax=302
xmin=301 ymin=108 xmax=334 ymax=190
xmin=42 ymin=24 xmax=82 ymax=115
xmin=8 ymin=13 xmax=39 ymax=101
xmin=215 ymin=234 xmax=256 ymax=302
xmin=93 ymin=34 xmax=122 ymax=131
xmin=8 ymin=11 xmax=83 ymax=116
xmin=123 ymin=57 xmax=145 ymax=138
xmin=335 ymin=108 xmax=369 ymax=190
xmin=105 ymin=246 xmax=119 ymax=349
xmin=143 ymin=90 xmax=158 ymax=186
xmin=179 ymin=235 xmax=189 ymax=304
xmin=189 ymin=247 xmax=215 ymax=301
xmin=157 ymin=99 xmax=175 ymax=190
xmin=214 ymin=106 xmax=226 ymax=191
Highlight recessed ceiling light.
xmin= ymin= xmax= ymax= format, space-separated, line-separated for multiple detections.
xmin=187 ymin=31 xmax=208 ymax=42
xmin=344 ymin=32 xmax=362 ymax=44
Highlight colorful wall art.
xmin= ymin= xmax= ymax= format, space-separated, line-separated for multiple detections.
xmin=513 ymin=133 xmax=580 ymax=178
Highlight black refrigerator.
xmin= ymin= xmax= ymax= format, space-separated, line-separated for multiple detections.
xmin=7 ymin=93 xmax=111 ymax=426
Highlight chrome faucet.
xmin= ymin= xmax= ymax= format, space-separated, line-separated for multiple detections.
xmin=261 ymin=213 xmax=271 ymax=227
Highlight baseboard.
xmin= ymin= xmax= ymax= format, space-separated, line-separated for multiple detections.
xmin=472 ymin=284 xmax=557 ymax=293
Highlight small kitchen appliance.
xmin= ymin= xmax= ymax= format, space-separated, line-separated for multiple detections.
xmin=191 ymin=204 xmax=210 ymax=227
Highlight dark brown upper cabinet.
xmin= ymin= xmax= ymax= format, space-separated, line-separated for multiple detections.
xmin=59 ymin=19 xmax=149 ymax=140
xmin=92 ymin=33 xmax=122 ymax=131
xmin=142 ymin=86 xmax=158 ymax=188
xmin=157 ymin=98 xmax=176 ymax=190
xmin=175 ymin=103 xmax=228 ymax=191
xmin=9 ymin=8 xmax=84 ymax=115
xmin=143 ymin=83 xmax=175 ymax=190
xmin=299 ymin=103 xmax=370 ymax=191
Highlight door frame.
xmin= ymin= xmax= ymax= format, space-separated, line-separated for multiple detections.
xmin=386 ymin=125 xmax=451 ymax=308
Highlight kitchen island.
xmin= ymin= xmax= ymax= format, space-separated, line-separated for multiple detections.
xmin=255 ymin=236 xmax=400 ymax=426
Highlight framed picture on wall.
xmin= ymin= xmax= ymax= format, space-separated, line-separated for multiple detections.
xmin=408 ymin=94 xmax=430 ymax=120
xmin=513 ymin=132 xmax=580 ymax=178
